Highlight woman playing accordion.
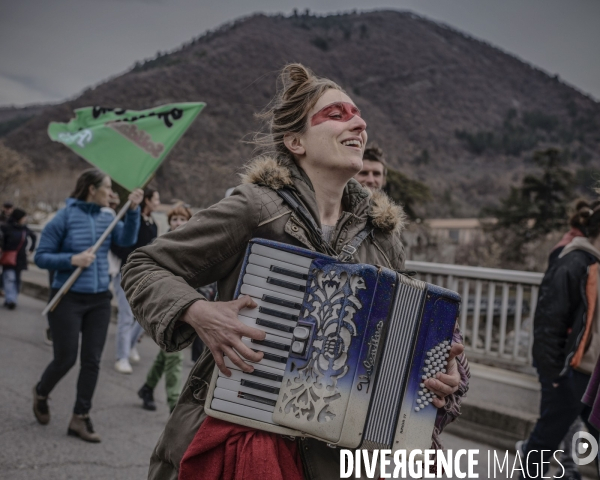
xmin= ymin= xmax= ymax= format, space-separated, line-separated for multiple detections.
xmin=122 ymin=63 xmax=469 ymax=480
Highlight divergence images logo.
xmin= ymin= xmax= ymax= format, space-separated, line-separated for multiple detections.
xmin=572 ymin=431 xmax=598 ymax=466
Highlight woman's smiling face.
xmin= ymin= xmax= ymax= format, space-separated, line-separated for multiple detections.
xmin=288 ymin=89 xmax=367 ymax=178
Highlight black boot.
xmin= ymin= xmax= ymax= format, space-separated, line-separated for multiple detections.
xmin=33 ymin=386 xmax=50 ymax=425
xmin=138 ymin=384 xmax=156 ymax=411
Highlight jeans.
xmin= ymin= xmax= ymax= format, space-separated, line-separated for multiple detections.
xmin=2 ymin=268 xmax=21 ymax=305
xmin=114 ymin=272 xmax=143 ymax=361
xmin=521 ymin=369 xmax=599 ymax=479
xmin=146 ymin=350 xmax=184 ymax=410
xmin=37 ymin=289 xmax=112 ymax=414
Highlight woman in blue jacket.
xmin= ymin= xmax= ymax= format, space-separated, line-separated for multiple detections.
xmin=32 ymin=169 xmax=143 ymax=443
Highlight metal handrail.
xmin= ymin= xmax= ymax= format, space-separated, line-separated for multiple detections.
xmin=405 ymin=260 xmax=543 ymax=368
xmin=405 ymin=260 xmax=543 ymax=285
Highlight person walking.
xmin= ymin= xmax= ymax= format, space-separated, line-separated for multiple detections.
xmin=111 ymin=187 xmax=160 ymax=374
xmin=520 ymin=200 xmax=600 ymax=479
xmin=32 ymin=169 xmax=142 ymax=443
xmin=138 ymin=205 xmax=192 ymax=413
xmin=1 ymin=208 xmax=36 ymax=309
xmin=0 ymin=201 xmax=14 ymax=224
xmin=121 ymin=64 xmax=469 ymax=479
xmin=0 ymin=201 xmax=15 ymax=294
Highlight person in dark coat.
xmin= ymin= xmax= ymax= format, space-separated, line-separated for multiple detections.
xmin=1 ymin=208 xmax=36 ymax=309
xmin=520 ymin=200 xmax=600 ymax=480
xmin=0 ymin=201 xmax=14 ymax=224
xmin=0 ymin=201 xmax=15 ymax=293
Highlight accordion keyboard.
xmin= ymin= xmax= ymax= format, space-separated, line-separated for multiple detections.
xmin=211 ymin=244 xmax=313 ymax=424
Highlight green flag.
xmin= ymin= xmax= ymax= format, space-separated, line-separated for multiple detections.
xmin=48 ymin=102 xmax=205 ymax=191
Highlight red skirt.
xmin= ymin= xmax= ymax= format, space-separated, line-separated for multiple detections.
xmin=179 ymin=417 xmax=304 ymax=480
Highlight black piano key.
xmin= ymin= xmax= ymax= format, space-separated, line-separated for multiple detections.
xmin=237 ymin=391 xmax=277 ymax=407
xmin=262 ymin=295 xmax=302 ymax=311
xmin=260 ymin=352 xmax=287 ymax=364
xmin=256 ymin=318 xmax=295 ymax=334
xmin=267 ymin=277 xmax=306 ymax=293
xmin=240 ymin=379 xmax=281 ymax=395
xmin=252 ymin=338 xmax=290 ymax=352
xmin=248 ymin=369 xmax=283 ymax=383
xmin=269 ymin=265 xmax=308 ymax=280
xmin=259 ymin=306 xmax=298 ymax=322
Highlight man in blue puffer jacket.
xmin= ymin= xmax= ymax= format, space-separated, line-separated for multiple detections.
xmin=32 ymin=169 xmax=143 ymax=443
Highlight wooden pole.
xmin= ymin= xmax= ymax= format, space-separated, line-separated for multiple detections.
xmin=41 ymin=200 xmax=132 ymax=316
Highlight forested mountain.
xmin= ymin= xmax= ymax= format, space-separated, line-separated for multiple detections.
xmin=2 ymin=10 xmax=599 ymax=216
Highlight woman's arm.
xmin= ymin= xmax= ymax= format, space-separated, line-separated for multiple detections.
xmin=111 ymin=189 xmax=144 ymax=247
xmin=34 ymin=210 xmax=74 ymax=271
xmin=121 ymin=185 xmax=266 ymax=368
xmin=431 ymin=325 xmax=471 ymax=449
xmin=111 ymin=207 xmax=140 ymax=247
xmin=27 ymin=227 xmax=37 ymax=252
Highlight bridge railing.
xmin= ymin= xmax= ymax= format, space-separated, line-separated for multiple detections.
xmin=405 ymin=260 xmax=543 ymax=369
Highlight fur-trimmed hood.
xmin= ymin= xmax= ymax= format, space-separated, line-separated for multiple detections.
xmin=241 ymin=155 xmax=406 ymax=234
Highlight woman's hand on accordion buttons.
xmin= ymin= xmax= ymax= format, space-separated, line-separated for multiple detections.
xmin=425 ymin=342 xmax=464 ymax=408
xmin=181 ymin=296 xmax=266 ymax=376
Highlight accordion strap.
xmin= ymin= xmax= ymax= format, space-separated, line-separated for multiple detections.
xmin=276 ymin=187 xmax=373 ymax=262
xmin=337 ymin=223 xmax=373 ymax=262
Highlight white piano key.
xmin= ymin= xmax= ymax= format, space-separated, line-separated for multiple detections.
xmin=243 ymin=274 xmax=305 ymax=299
xmin=223 ymin=356 xmax=283 ymax=377
xmin=238 ymin=315 xmax=294 ymax=339
xmin=216 ymin=377 xmax=279 ymax=401
xmin=213 ymin=387 xmax=275 ymax=412
xmin=240 ymin=284 xmax=302 ymax=306
xmin=211 ymin=399 xmax=275 ymax=424
xmin=251 ymin=244 xmax=313 ymax=268
xmin=235 ymin=352 xmax=286 ymax=372
xmin=248 ymin=253 xmax=310 ymax=276
xmin=261 ymin=331 xmax=292 ymax=346
xmin=219 ymin=366 xmax=283 ymax=389
xmin=223 ymin=349 xmax=286 ymax=372
xmin=242 ymin=337 xmax=290 ymax=358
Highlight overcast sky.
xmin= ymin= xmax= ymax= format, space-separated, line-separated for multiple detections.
xmin=1 ymin=0 xmax=599 ymax=107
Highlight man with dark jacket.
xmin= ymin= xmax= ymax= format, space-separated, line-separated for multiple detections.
xmin=0 ymin=201 xmax=14 ymax=224
xmin=0 ymin=201 xmax=15 ymax=293
xmin=521 ymin=202 xmax=600 ymax=480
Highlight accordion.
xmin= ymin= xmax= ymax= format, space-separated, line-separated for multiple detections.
xmin=205 ymin=239 xmax=460 ymax=451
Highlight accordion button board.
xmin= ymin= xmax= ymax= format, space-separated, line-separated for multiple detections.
xmin=204 ymin=238 xmax=460 ymax=452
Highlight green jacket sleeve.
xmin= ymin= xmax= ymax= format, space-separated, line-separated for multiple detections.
xmin=121 ymin=185 xmax=261 ymax=352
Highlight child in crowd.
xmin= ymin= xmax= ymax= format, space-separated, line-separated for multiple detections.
xmin=138 ymin=205 xmax=192 ymax=413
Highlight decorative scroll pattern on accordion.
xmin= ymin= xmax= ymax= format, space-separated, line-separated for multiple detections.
xmin=204 ymin=239 xmax=460 ymax=451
